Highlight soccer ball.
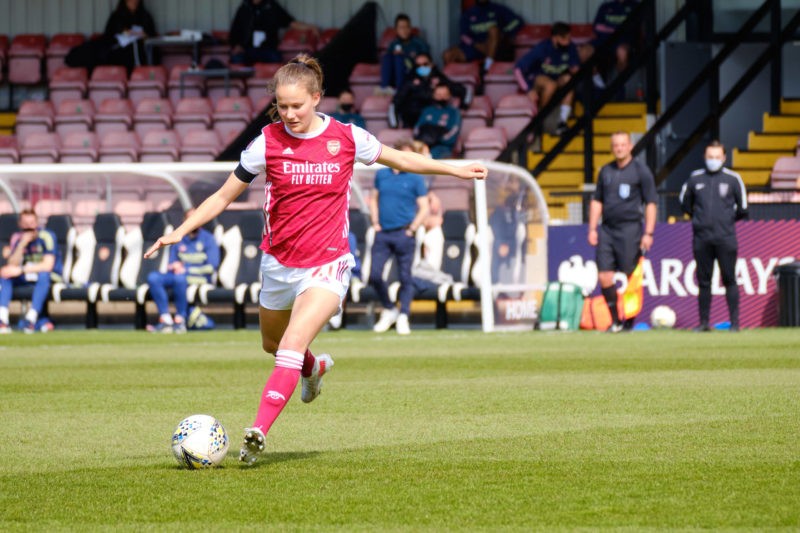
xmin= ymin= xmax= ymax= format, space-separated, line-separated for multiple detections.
xmin=650 ymin=305 xmax=677 ymax=329
xmin=171 ymin=414 xmax=229 ymax=469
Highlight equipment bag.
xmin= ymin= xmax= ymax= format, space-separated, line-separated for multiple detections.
xmin=539 ymin=282 xmax=584 ymax=331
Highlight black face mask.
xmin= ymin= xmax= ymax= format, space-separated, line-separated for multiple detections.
xmin=433 ymin=99 xmax=449 ymax=107
xmin=340 ymin=103 xmax=354 ymax=112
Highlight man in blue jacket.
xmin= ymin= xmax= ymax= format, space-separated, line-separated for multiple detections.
xmin=443 ymin=0 xmax=523 ymax=72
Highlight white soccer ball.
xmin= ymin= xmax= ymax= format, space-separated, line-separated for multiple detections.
xmin=650 ymin=305 xmax=677 ymax=329
xmin=171 ymin=414 xmax=229 ymax=469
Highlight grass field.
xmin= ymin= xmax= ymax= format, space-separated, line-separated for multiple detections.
xmin=1 ymin=328 xmax=798 ymax=531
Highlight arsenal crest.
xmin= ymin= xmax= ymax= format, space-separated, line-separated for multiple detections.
xmin=327 ymin=140 xmax=340 ymax=155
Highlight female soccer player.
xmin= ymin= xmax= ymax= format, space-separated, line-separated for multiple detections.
xmin=145 ymin=55 xmax=488 ymax=465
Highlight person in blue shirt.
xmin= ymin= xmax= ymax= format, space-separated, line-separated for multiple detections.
xmin=393 ymin=52 xmax=468 ymax=128
xmin=146 ymin=209 xmax=220 ymax=333
xmin=380 ymin=13 xmax=431 ymax=92
xmin=369 ymin=139 xmax=429 ymax=335
xmin=514 ymin=21 xmax=580 ymax=135
xmin=0 ymin=209 xmax=62 ymax=334
xmin=413 ymin=84 xmax=462 ymax=159
xmin=443 ymin=0 xmax=523 ymax=72
xmin=329 ymin=89 xmax=366 ymax=129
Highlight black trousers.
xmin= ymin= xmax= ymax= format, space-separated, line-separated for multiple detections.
xmin=693 ymin=236 xmax=739 ymax=326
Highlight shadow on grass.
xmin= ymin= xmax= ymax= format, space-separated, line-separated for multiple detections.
xmin=160 ymin=450 xmax=322 ymax=471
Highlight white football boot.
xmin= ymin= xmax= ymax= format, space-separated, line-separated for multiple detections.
xmin=239 ymin=427 xmax=266 ymax=465
xmin=301 ymin=353 xmax=334 ymax=403
xmin=395 ymin=313 xmax=411 ymax=335
xmin=373 ymin=307 xmax=399 ymax=333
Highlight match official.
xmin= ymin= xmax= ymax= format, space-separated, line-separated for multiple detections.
xmin=588 ymin=131 xmax=657 ymax=332
xmin=679 ymin=140 xmax=748 ymax=332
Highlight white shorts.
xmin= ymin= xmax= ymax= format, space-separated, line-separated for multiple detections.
xmin=259 ymin=253 xmax=355 ymax=310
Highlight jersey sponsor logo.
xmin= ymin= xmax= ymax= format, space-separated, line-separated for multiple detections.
xmin=718 ymin=183 xmax=729 ymax=197
xmin=619 ymin=183 xmax=631 ymax=199
xmin=281 ymin=160 xmax=340 ymax=185
xmin=327 ymin=140 xmax=340 ymax=155
xmin=282 ymin=146 xmax=294 ymax=155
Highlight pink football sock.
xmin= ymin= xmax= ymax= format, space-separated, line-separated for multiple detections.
xmin=252 ymin=349 xmax=303 ymax=434
xmin=301 ymin=349 xmax=315 ymax=378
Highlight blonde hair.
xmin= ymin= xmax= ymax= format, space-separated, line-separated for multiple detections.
xmin=266 ymin=55 xmax=324 ymax=122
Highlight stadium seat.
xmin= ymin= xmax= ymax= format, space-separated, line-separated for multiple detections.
xmin=20 ymin=132 xmax=61 ymax=163
xmin=15 ymin=100 xmax=55 ymax=145
xmin=53 ymin=98 xmax=95 ymax=136
xmin=167 ymin=64 xmax=204 ymax=105
xmin=348 ymin=63 xmax=381 ymax=108
xmin=484 ymin=62 xmax=519 ymax=107
xmin=8 ymin=34 xmax=46 ymax=85
xmin=127 ymin=65 xmax=168 ymax=108
xmin=514 ymin=24 xmax=550 ymax=59
xmin=318 ymin=28 xmax=339 ymax=49
xmin=193 ymin=209 xmax=263 ymax=329
xmin=173 ymin=97 xmax=213 ymax=140
xmin=771 ymin=156 xmax=800 ymax=189
xmin=132 ymin=98 xmax=173 ymax=137
xmin=59 ymin=131 xmax=100 ymax=163
xmin=140 ymin=129 xmax=181 ymax=162
xmin=88 ymin=66 xmax=128 ymax=107
xmin=180 ymin=129 xmax=221 ymax=161
xmin=93 ymin=98 xmax=134 ymax=137
xmin=252 ymin=95 xmax=273 ymax=119
xmin=460 ymin=95 xmax=493 ymax=151
xmin=200 ymin=30 xmax=232 ymax=67
xmin=246 ymin=62 xmax=281 ymax=106
xmin=463 ymin=126 xmax=507 ymax=160
xmin=443 ymin=61 xmax=481 ymax=96
xmin=360 ymin=94 xmax=392 ymax=133
xmin=114 ymin=199 xmax=157 ymax=229
xmin=71 ymin=198 xmax=107 ymax=229
xmin=52 ymin=213 xmax=125 ymax=328
xmin=377 ymin=127 xmax=414 ymax=147
xmin=98 ymin=131 xmax=140 ymax=163
xmin=159 ymin=44 xmax=195 ymax=73
xmin=493 ymin=93 xmax=536 ymax=140
xmin=570 ymin=23 xmax=595 ymax=45
xmin=0 ymin=135 xmax=19 ymax=164
xmin=48 ymin=67 xmax=89 ymax=108
xmin=45 ymin=33 xmax=85 ymax=80
xmin=205 ymin=65 xmax=249 ymax=107
xmin=318 ymin=96 xmax=338 ymax=115
xmin=278 ymin=27 xmax=318 ymax=61
xmin=35 ymin=199 xmax=72 ymax=220
xmin=212 ymin=96 xmax=252 ymax=140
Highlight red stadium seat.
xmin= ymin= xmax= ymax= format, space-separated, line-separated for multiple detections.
xmin=246 ymin=62 xmax=281 ymax=106
xmin=348 ymin=63 xmax=381 ymax=108
xmin=48 ymin=67 xmax=89 ymax=108
xmin=493 ymin=94 xmax=536 ymax=140
xmin=771 ymin=156 xmax=800 ymax=189
xmin=15 ymin=100 xmax=55 ymax=145
xmin=376 ymin=128 xmax=414 ymax=147
xmin=133 ymin=98 xmax=173 ymax=138
xmin=199 ymin=31 xmax=231 ymax=68
xmin=318 ymin=96 xmax=338 ymax=115
xmin=167 ymin=64 xmax=204 ymax=105
xmin=460 ymin=96 xmax=493 ymax=152
xmin=20 ymin=132 xmax=61 ymax=163
xmin=140 ymin=129 xmax=181 ymax=162
xmin=98 ymin=131 xmax=140 ymax=162
xmin=514 ymin=24 xmax=550 ymax=59
xmin=8 ymin=34 xmax=46 ymax=85
xmin=59 ymin=131 xmax=100 ymax=163
xmin=180 ymin=129 xmax=221 ymax=161
xmin=0 ymin=135 xmax=19 ymax=164
xmin=318 ymin=28 xmax=339 ymax=49
xmin=360 ymin=94 xmax=392 ymax=133
xmin=46 ymin=33 xmax=85 ymax=80
xmin=53 ymin=98 xmax=95 ymax=136
xmin=127 ymin=65 xmax=168 ymax=108
xmin=571 ymin=23 xmax=596 ymax=45
xmin=212 ymin=96 xmax=253 ymax=141
xmin=278 ymin=27 xmax=318 ymax=61
xmin=88 ymin=66 xmax=128 ymax=107
xmin=94 ymin=98 xmax=134 ymax=137
xmin=173 ymin=97 xmax=213 ymax=140
xmin=443 ymin=62 xmax=481 ymax=95
xmin=205 ymin=64 xmax=247 ymax=108
xmin=463 ymin=126 xmax=507 ymax=160
xmin=484 ymin=62 xmax=519 ymax=107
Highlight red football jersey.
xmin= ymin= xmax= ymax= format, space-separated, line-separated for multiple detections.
xmin=239 ymin=114 xmax=382 ymax=267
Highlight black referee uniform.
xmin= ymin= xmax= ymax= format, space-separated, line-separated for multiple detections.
xmin=593 ymin=158 xmax=658 ymax=276
xmin=680 ymin=166 xmax=748 ymax=331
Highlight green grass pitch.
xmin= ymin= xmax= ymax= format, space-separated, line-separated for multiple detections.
xmin=1 ymin=328 xmax=798 ymax=530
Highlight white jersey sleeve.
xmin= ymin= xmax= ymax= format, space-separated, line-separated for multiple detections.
xmin=236 ymin=132 xmax=267 ymax=181
xmin=350 ymin=124 xmax=382 ymax=165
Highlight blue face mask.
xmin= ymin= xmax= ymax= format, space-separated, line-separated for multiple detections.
xmin=416 ymin=65 xmax=432 ymax=77
xmin=705 ymin=159 xmax=724 ymax=173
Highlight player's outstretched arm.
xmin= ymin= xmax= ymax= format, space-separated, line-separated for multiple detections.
xmin=377 ymin=145 xmax=488 ymax=181
xmin=144 ymin=173 xmax=249 ymax=258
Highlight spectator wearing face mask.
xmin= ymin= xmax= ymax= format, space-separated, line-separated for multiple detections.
xmin=379 ymin=13 xmax=431 ymax=93
xmin=330 ymin=89 xmax=366 ymax=129
xmin=514 ymin=21 xmax=581 ymax=135
xmin=413 ymin=84 xmax=461 ymax=159
xmin=393 ymin=52 xmax=467 ymax=129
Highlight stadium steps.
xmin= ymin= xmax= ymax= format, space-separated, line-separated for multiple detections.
xmin=0 ymin=112 xmax=15 ymax=136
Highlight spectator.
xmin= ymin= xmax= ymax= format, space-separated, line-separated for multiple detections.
xmin=393 ymin=52 xmax=467 ymax=128
xmin=370 ymin=138 xmax=430 ymax=335
xmin=66 ymin=0 xmax=157 ymax=73
xmin=590 ymin=0 xmax=641 ymax=86
xmin=379 ymin=13 xmax=431 ymax=94
xmin=443 ymin=0 xmax=524 ymax=72
xmin=229 ymin=0 xmax=319 ymax=65
xmin=329 ymin=89 xmax=366 ymax=129
xmin=413 ymin=84 xmax=462 ymax=159
xmin=514 ymin=21 xmax=580 ymax=135
xmin=146 ymin=209 xmax=220 ymax=333
xmin=0 ymin=209 xmax=62 ymax=334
